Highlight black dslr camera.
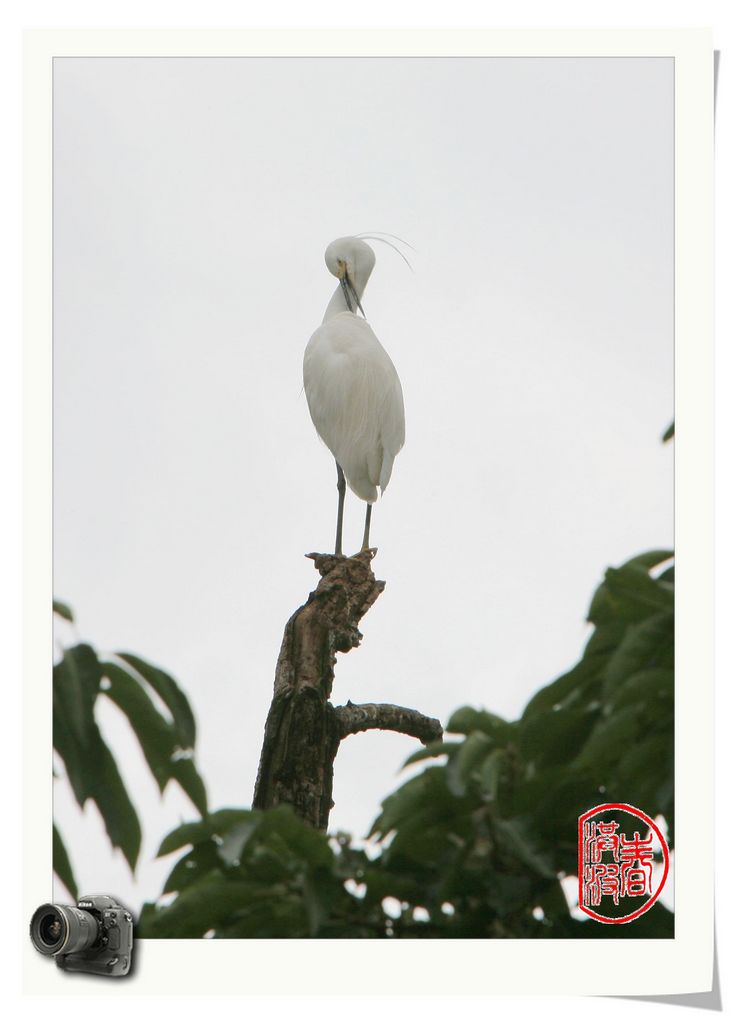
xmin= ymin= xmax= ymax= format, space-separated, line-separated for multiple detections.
xmin=30 ymin=895 xmax=133 ymax=977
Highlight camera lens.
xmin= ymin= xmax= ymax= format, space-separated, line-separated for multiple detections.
xmin=39 ymin=912 xmax=63 ymax=946
xmin=30 ymin=904 xmax=99 ymax=957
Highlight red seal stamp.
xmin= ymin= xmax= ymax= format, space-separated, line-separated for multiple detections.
xmin=578 ymin=802 xmax=670 ymax=924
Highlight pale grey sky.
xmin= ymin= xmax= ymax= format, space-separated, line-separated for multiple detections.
xmin=53 ymin=56 xmax=673 ymax=912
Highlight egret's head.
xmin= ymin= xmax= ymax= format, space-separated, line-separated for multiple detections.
xmin=325 ymin=237 xmax=376 ymax=282
xmin=324 ymin=237 xmax=375 ymax=315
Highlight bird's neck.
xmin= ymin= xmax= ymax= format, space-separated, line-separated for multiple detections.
xmin=322 ymin=276 xmax=369 ymax=323
xmin=323 ymin=287 xmax=353 ymax=322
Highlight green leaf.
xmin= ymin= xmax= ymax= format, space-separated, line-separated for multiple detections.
xmin=237 ymin=844 xmax=292 ymax=885
xmin=53 ymin=824 xmax=78 ymax=900
xmin=216 ymin=817 xmax=263 ymax=865
xmin=138 ymin=872 xmax=261 ymax=938
xmin=372 ymin=767 xmax=474 ymax=872
xmin=370 ymin=765 xmax=474 ymax=858
xmin=618 ymin=733 xmax=673 ymax=789
xmin=385 ymin=819 xmax=466 ymax=870
xmin=162 ymin=842 xmax=223 ymax=895
xmin=100 ymin=661 xmax=208 ymax=815
xmin=157 ymin=809 xmax=256 ymax=857
xmin=603 ymin=612 xmax=674 ymax=693
xmin=616 ymin=733 xmax=674 ymax=825
xmin=301 ymin=869 xmax=339 ymax=937
xmin=447 ymin=731 xmax=493 ymax=797
xmin=587 ymin=552 xmax=673 ymax=626
xmin=605 ymin=667 xmax=673 ymax=710
xmin=522 ymin=654 xmax=603 ymax=719
xmin=446 ymin=707 xmax=512 ymax=742
xmin=604 ymin=563 xmax=674 ymax=619
xmin=101 ymin=662 xmax=179 ymax=792
xmin=587 ymin=579 xmax=618 ymax=626
xmin=403 ymin=740 xmax=461 ymax=767
xmin=53 ymin=600 xmax=74 ymax=623
xmin=54 ymin=647 xmax=146 ymax=870
xmin=56 ymin=718 xmax=142 ymax=872
xmin=216 ymin=895 xmax=309 ymax=938
xmin=479 ymin=873 xmax=534 ymax=917
xmin=260 ymin=805 xmax=334 ymax=869
xmin=537 ymin=879 xmax=571 ymax=923
xmin=575 ymin=705 xmax=643 ymax=769
xmin=88 ymin=732 xmax=142 ymax=871
xmin=53 ymin=693 xmax=92 ymax=806
xmin=662 ymin=421 xmax=674 ymax=442
xmin=370 ymin=769 xmax=439 ymax=839
xmin=520 ymin=706 xmax=600 ymax=767
xmin=493 ymin=818 xmax=556 ymax=878
xmin=53 ymin=644 xmax=101 ymax=747
xmin=511 ymin=770 xmax=603 ymax=875
xmin=115 ymin=653 xmax=196 ymax=748
xmin=582 ymin=622 xmax=626 ymax=660
xmin=621 ymin=550 xmax=674 ymax=572
xmin=479 ymin=749 xmax=504 ymax=802
xmin=53 ymin=646 xmax=143 ymax=870
xmin=170 ymin=755 xmax=208 ymax=817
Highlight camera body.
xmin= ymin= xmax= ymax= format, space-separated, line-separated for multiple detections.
xmin=30 ymin=895 xmax=133 ymax=977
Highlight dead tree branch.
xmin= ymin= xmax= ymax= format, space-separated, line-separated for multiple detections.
xmin=252 ymin=549 xmax=441 ymax=830
xmin=334 ymin=702 xmax=442 ymax=744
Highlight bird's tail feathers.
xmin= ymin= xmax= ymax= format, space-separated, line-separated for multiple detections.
xmin=379 ymin=449 xmax=395 ymax=493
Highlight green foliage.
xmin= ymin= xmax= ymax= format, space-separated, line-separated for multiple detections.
xmin=139 ymin=550 xmax=674 ymax=939
xmin=52 ymin=603 xmax=208 ymax=890
xmin=139 ymin=807 xmax=350 ymax=938
xmin=53 ymin=600 xmax=75 ymax=623
xmin=53 ymin=825 xmax=78 ymax=900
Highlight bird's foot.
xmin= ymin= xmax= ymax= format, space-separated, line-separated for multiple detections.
xmin=354 ymin=546 xmax=378 ymax=562
xmin=305 ymin=549 xmax=377 ymax=576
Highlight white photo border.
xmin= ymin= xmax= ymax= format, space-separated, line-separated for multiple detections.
xmin=23 ymin=27 xmax=713 ymax=997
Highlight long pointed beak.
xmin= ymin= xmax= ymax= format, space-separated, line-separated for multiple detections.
xmin=340 ymin=271 xmax=366 ymax=317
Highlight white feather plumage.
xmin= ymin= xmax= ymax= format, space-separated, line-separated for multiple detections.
xmin=304 ymin=310 xmax=405 ymax=502
xmin=303 ymin=238 xmax=405 ymax=513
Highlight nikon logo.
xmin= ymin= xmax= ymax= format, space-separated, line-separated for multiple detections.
xmin=78 ymin=901 xmax=93 ymax=908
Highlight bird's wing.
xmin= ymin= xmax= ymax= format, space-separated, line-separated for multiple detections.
xmin=304 ymin=313 xmax=405 ymax=500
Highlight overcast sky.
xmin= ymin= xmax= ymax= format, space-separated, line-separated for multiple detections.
xmin=52 ymin=56 xmax=673 ymax=912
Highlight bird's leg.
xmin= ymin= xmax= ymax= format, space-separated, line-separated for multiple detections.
xmin=362 ymin=502 xmax=372 ymax=550
xmin=335 ymin=461 xmax=346 ymax=557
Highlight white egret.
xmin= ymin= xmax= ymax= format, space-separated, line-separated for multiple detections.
xmin=303 ymin=237 xmax=405 ymax=556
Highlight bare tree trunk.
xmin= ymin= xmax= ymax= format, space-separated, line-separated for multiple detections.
xmin=252 ymin=549 xmax=442 ymax=830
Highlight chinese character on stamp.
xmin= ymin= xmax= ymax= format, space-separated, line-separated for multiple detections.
xmin=578 ymin=803 xmax=670 ymax=924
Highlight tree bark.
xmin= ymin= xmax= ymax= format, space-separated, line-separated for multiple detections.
xmin=252 ymin=549 xmax=442 ymax=831
xmin=334 ymin=702 xmax=443 ymax=743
